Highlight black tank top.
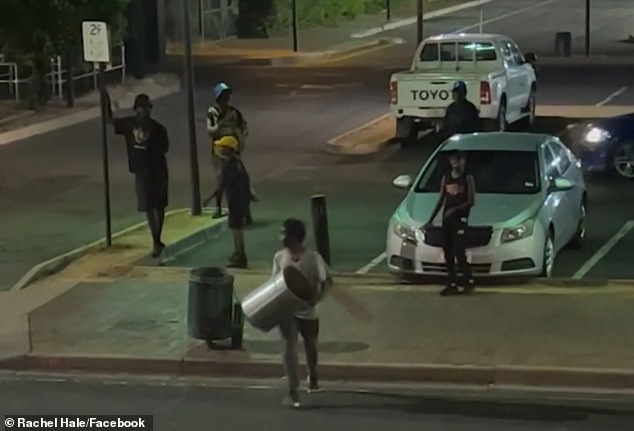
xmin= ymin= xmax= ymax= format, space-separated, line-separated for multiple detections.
xmin=443 ymin=173 xmax=470 ymax=219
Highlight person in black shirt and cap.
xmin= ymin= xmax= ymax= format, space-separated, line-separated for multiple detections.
xmin=106 ymin=93 xmax=169 ymax=258
xmin=424 ymin=150 xmax=476 ymax=296
xmin=442 ymin=81 xmax=480 ymax=137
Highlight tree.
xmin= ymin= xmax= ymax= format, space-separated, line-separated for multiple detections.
xmin=0 ymin=0 xmax=129 ymax=109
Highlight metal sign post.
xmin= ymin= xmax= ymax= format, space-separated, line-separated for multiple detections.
xmin=182 ymin=0 xmax=202 ymax=215
xmin=82 ymin=21 xmax=113 ymax=246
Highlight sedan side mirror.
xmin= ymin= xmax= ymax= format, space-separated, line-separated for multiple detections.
xmin=549 ymin=177 xmax=573 ymax=192
xmin=392 ymin=174 xmax=412 ymax=190
xmin=524 ymin=52 xmax=537 ymax=63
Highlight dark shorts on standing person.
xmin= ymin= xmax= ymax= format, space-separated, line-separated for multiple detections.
xmin=227 ymin=198 xmax=247 ymax=230
xmin=135 ymin=174 xmax=168 ymax=212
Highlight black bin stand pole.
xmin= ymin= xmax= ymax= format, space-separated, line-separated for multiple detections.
xmin=584 ymin=0 xmax=590 ymax=57
xmin=386 ymin=0 xmax=391 ymax=21
xmin=310 ymin=195 xmax=331 ymax=266
xmin=183 ymin=0 xmax=202 ymax=215
xmin=291 ymin=0 xmax=298 ymax=52
xmin=417 ymin=0 xmax=424 ymax=45
xmin=98 ymin=63 xmax=112 ymax=247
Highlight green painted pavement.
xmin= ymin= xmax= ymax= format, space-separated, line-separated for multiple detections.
xmin=167 ymin=166 xmax=404 ymax=273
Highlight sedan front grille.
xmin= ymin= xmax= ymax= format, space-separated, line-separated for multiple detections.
xmin=423 ymin=226 xmax=493 ymax=248
xmin=421 ymin=261 xmax=491 ymax=274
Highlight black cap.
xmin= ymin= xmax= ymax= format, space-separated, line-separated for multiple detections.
xmin=133 ymin=94 xmax=152 ymax=109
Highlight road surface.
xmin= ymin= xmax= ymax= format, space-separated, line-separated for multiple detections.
xmin=1 ymin=373 xmax=633 ymax=431
xmin=0 ymin=0 xmax=633 ymax=289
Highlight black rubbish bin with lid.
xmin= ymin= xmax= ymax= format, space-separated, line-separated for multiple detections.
xmin=187 ymin=267 xmax=244 ymax=349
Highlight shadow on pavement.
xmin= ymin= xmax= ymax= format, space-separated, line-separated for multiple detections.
xmin=304 ymin=390 xmax=634 ymax=422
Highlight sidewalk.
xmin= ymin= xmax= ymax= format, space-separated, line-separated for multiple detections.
xmin=2 ymin=237 xmax=634 ymax=389
xmin=165 ymin=0 xmax=479 ymax=65
xmin=0 ymin=73 xmax=181 ymax=145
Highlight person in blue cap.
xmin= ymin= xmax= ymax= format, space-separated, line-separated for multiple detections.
xmin=207 ymin=82 xmax=256 ymax=222
xmin=442 ymin=80 xmax=480 ymax=137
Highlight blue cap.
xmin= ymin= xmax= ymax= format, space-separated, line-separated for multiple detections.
xmin=452 ymin=80 xmax=467 ymax=93
xmin=213 ymin=82 xmax=231 ymax=100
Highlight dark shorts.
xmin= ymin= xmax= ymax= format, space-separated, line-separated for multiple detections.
xmin=135 ymin=175 xmax=168 ymax=212
xmin=227 ymin=196 xmax=248 ymax=230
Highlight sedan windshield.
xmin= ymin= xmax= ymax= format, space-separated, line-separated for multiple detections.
xmin=415 ymin=150 xmax=541 ymax=194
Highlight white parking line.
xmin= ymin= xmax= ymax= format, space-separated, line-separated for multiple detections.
xmin=572 ymin=220 xmax=634 ymax=279
xmin=595 ymin=86 xmax=628 ymax=107
xmin=355 ymin=251 xmax=387 ymax=274
xmin=453 ymin=0 xmax=559 ymax=33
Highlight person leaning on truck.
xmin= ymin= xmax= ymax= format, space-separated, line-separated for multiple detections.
xmin=441 ymin=80 xmax=481 ymax=137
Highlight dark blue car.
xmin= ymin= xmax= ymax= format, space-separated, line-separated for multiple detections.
xmin=578 ymin=113 xmax=634 ymax=179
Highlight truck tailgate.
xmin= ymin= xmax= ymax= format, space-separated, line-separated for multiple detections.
xmin=395 ymin=73 xmax=481 ymax=110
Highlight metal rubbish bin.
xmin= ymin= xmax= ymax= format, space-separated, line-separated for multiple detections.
xmin=187 ymin=267 xmax=244 ymax=349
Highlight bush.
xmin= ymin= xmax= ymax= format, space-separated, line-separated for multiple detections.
xmin=236 ymin=0 xmax=396 ymax=38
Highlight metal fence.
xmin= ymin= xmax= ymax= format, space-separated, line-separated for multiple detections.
xmin=0 ymin=43 xmax=126 ymax=102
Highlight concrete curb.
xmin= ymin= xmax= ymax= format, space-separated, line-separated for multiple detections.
xmin=351 ymin=0 xmax=498 ymax=38
xmin=268 ymin=38 xmax=403 ymax=67
xmin=325 ymin=113 xmax=397 ymax=155
xmin=9 ymin=208 xmax=220 ymax=291
xmin=2 ymin=355 xmax=633 ymax=390
xmin=0 ymin=79 xmax=181 ymax=146
xmin=158 ymin=211 xmax=227 ymax=265
xmin=535 ymin=56 xmax=634 ymax=66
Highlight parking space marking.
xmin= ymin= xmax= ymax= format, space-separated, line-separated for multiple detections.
xmin=596 ymin=86 xmax=628 ymax=107
xmin=572 ymin=221 xmax=634 ymax=279
xmin=355 ymin=252 xmax=387 ymax=274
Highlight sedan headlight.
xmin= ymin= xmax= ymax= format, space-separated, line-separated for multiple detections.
xmin=501 ymin=219 xmax=535 ymax=243
xmin=392 ymin=222 xmax=419 ymax=244
xmin=583 ymin=127 xmax=611 ymax=146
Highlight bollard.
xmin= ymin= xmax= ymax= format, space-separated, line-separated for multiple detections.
xmin=555 ymin=32 xmax=572 ymax=57
xmin=310 ymin=194 xmax=331 ymax=265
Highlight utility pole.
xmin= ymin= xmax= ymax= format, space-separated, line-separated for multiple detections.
xmin=291 ymin=0 xmax=298 ymax=52
xmin=417 ymin=0 xmax=424 ymax=45
xmin=182 ymin=0 xmax=202 ymax=215
xmin=584 ymin=0 xmax=591 ymax=56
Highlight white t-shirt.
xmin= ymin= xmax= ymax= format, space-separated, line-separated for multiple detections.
xmin=271 ymin=248 xmax=331 ymax=320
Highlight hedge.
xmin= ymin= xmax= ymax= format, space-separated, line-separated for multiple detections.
xmin=236 ymin=0 xmax=410 ymax=38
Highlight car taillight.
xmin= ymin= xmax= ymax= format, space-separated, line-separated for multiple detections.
xmin=480 ymin=81 xmax=491 ymax=104
xmin=390 ymin=81 xmax=397 ymax=104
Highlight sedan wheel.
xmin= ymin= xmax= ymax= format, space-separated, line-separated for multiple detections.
xmin=613 ymin=142 xmax=634 ymax=179
xmin=541 ymin=234 xmax=555 ymax=277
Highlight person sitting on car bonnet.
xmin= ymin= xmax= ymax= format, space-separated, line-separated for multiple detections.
xmin=442 ymin=80 xmax=480 ymax=137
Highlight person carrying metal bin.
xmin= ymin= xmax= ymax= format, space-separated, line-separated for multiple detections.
xmin=272 ymin=219 xmax=332 ymax=409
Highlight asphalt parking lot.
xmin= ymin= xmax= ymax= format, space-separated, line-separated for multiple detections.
xmin=166 ymin=116 xmax=634 ymax=280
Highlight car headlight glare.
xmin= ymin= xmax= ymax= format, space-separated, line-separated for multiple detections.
xmin=583 ymin=127 xmax=611 ymax=145
xmin=393 ymin=222 xmax=419 ymax=244
xmin=501 ymin=219 xmax=535 ymax=243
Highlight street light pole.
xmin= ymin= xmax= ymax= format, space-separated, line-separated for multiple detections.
xmin=584 ymin=0 xmax=591 ymax=56
xmin=182 ymin=0 xmax=202 ymax=215
xmin=417 ymin=0 xmax=424 ymax=45
xmin=291 ymin=0 xmax=298 ymax=52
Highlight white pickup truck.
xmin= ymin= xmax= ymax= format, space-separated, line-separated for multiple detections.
xmin=390 ymin=33 xmax=537 ymax=140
